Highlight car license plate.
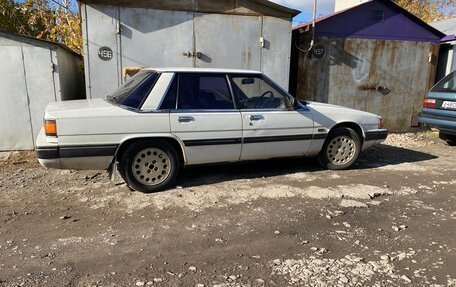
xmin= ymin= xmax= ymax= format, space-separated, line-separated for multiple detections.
xmin=442 ymin=101 xmax=456 ymax=110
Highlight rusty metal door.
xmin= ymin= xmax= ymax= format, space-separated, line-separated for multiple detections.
xmin=193 ymin=13 xmax=262 ymax=70
xmin=119 ymin=8 xmax=194 ymax=72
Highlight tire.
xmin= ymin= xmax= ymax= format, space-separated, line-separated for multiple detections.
xmin=446 ymin=137 xmax=456 ymax=146
xmin=318 ymin=127 xmax=361 ymax=170
xmin=440 ymin=132 xmax=456 ymax=146
xmin=119 ymin=140 xmax=179 ymax=193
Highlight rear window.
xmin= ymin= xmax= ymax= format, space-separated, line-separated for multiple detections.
xmin=107 ymin=71 xmax=159 ymax=109
xmin=431 ymin=71 xmax=456 ymax=93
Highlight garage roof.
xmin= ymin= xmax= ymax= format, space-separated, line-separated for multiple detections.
xmin=293 ymin=0 xmax=445 ymax=43
xmin=0 ymin=29 xmax=81 ymax=56
xmin=78 ymin=0 xmax=301 ymax=19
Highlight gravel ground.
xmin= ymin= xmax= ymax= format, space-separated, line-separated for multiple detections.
xmin=0 ymin=132 xmax=455 ymax=287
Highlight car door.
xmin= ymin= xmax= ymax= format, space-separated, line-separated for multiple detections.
xmin=168 ymin=73 xmax=243 ymax=165
xmin=230 ymin=74 xmax=315 ymax=161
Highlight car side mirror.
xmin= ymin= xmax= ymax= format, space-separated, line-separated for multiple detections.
xmin=289 ymin=97 xmax=300 ymax=110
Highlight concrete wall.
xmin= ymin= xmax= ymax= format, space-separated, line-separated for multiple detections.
xmin=294 ymin=36 xmax=439 ymax=132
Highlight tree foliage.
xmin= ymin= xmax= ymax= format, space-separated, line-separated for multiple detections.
xmin=0 ymin=0 xmax=82 ymax=54
xmin=394 ymin=0 xmax=456 ymax=23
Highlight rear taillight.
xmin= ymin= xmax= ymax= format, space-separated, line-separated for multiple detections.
xmin=423 ymin=98 xmax=436 ymax=109
xmin=44 ymin=119 xmax=57 ymax=137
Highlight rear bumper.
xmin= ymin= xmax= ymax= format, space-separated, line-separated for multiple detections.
xmin=418 ymin=112 xmax=456 ymax=136
xmin=35 ymin=130 xmax=117 ymax=170
xmin=35 ymin=129 xmax=62 ymax=168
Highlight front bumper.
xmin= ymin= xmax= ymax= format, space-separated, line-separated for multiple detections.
xmin=365 ymin=129 xmax=388 ymax=141
xmin=362 ymin=129 xmax=388 ymax=150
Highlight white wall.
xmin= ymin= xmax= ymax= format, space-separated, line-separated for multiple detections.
xmin=335 ymin=0 xmax=368 ymax=12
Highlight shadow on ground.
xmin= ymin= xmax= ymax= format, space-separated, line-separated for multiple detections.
xmin=176 ymin=144 xmax=438 ymax=188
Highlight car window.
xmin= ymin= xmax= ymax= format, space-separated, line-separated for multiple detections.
xmin=231 ymin=75 xmax=290 ymax=109
xmin=177 ymin=74 xmax=234 ymax=110
xmin=432 ymin=71 xmax=456 ymax=92
xmin=107 ymin=71 xmax=159 ymax=109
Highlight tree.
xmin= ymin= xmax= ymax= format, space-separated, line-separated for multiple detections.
xmin=394 ymin=0 xmax=456 ymax=23
xmin=0 ymin=0 xmax=82 ymax=54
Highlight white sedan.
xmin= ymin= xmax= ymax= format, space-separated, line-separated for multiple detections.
xmin=36 ymin=68 xmax=387 ymax=193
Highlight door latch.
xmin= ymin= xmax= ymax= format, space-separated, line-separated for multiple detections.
xmin=183 ymin=51 xmax=202 ymax=59
xmin=249 ymin=115 xmax=264 ymax=121
xmin=178 ymin=116 xmax=195 ymax=123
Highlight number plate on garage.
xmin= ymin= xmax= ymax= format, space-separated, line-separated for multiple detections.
xmin=442 ymin=101 xmax=456 ymax=110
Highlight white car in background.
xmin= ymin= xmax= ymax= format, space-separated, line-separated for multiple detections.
xmin=36 ymin=68 xmax=387 ymax=193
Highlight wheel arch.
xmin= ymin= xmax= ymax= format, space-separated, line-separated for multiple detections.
xmin=114 ymin=135 xmax=187 ymax=165
xmin=328 ymin=122 xmax=365 ymax=144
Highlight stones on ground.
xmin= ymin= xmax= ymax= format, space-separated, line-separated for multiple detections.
xmin=380 ymin=255 xmax=390 ymax=261
xmin=135 ymin=281 xmax=145 ymax=286
xmin=59 ymin=215 xmax=71 ymax=220
xmin=342 ymin=222 xmax=351 ymax=228
xmin=270 ymin=251 xmax=415 ymax=286
xmin=340 ymin=199 xmax=368 ymax=208
xmin=195 ymin=284 xmax=205 ymax=287
xmin=188 ymin=266 xmax=197 ymax=272
xmin=368 ymin=200 xmax=382 ymax=206
xmin=0 ymin=152 xmax=11 ymax=161
xmin=401 ymin=275 xmax=412 ymax=283
xmin=392 ymin=225 xmax=407 ymax=232
xmin=274 ymin=230 xmax=280 ymax=235
xmin=153 ymin=278 xmax=163 ymax=282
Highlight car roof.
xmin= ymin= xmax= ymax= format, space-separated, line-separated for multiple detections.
xmin=143 ymin=67 xmax=262 ymax=74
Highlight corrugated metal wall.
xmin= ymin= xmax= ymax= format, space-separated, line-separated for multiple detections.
xmin=0 ymin=46 xmax=56 ymax=150
xmin=295 ymin=36 xmax=439 ymax=132
xmin=82 ymin=4 xmax=292 ymax=99
xmin=0 ymin=36 xmax=85 ymax=150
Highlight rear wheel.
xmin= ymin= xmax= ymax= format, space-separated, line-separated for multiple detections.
xmin=319 ymin=127 xmax=361 ymax=170
xmin=439 ymin=132 xmax=456 ymax=146
xmin=119 ymin=140 xmax=179 ymax=193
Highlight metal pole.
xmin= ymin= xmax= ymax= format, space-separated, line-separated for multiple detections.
xmin=295 ymin=0 xmax=317 ymax=53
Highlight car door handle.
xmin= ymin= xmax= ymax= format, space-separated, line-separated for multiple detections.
xmin=178 ymin=116 xmax=195 ymax=123
xmin=249 ymin=115 xmax=264 ymax=121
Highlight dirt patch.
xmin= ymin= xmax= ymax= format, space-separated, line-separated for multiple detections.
xmin=0 ymin=132 xmax=455 ymax=286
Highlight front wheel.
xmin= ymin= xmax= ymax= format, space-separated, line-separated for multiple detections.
xmin=119 ymin=140 xmax=179 ymax=193
xmin=318 ymin=127 xmax=361 ymax=170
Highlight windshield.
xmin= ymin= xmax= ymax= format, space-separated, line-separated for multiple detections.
xmin=106 ymin=71 xmax=159 ymax=109
xmin=431 ymin=71 xmax=456 ymax=93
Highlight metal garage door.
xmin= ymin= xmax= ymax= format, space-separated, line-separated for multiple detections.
xmin=119 ymin=8 xmax=194 ymax=69
xmin=193 ymin=13 xmax=262 ymax=70
xmin=22 ymin=47 xmax=57 ymax=141
xmin=83 ymin=5 xmax=122 ymax=99
xmin=118 ymin=11 xmax=262 ymax=73
xmin=0 ymin=47 xmax=34 ymax=150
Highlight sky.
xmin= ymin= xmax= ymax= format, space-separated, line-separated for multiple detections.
xmin=270 ymin=0 xmax=336 ymax=26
